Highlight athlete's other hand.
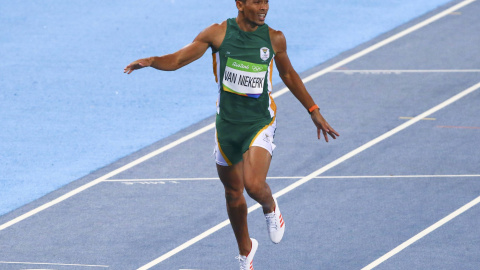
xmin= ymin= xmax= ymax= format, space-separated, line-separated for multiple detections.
xmin=311 ymin=110 xmax=339 ymax=142
xmin=124 ymin=58 xmax=153 ymax=74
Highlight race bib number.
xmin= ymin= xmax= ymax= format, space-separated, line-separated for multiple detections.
xmin=222 ymin=58 xmax=268 ymax=98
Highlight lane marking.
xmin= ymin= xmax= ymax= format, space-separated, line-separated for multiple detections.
xmin=0 ymin=261 xmax=108 ymax=268
xmin=437 ymin=125 xmax=480 ymax=129
xmin=399 ymin=117 xmax=436 ymax=120
xmin=104 ymin=177 xmax=220 ymax=182
xmin=310 ymin=175 xmax=480 ymax=179
xmin=361 ymin=195 xmax=480 ymax=270
xmin=332 ymin=69 xmax=480 ymax=74
xmin=137 ymin=220 xmax=232 ymax=270
xmin=121 ymin=181 xmax=169 ymax=185
xmin=272 ymin=0 xmax=477 ymax=98
xmin=104 ymin=174 xmax=480 ymax=182
xmin=0 ymin=123 xmax=214 ymax=231
xmin=271 ymin=81 xmax=480 ymax=199
xmin=137 ymin=81 xmax=480 ymax=269
xmin=0 ymin=0 xmax=475 ymax=233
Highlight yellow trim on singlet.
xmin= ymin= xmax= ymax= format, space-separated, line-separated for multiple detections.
xmin=269 ymin=92 xmax=277 ymax=115
xmin=216 ymin=131 xmax=233 ymax=166
xmin=212 ymin=53 xmax=219 ymax=83
xmin=269 ymin=58 xmax=273 ymax=89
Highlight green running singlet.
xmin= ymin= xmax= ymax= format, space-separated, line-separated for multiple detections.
xmin=212 ymin=18 xmax=276 ymax=124
xmin=213 ymin=18 xmax=277 ymax=166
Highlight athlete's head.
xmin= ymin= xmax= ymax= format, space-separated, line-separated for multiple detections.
xmin=236 ymin=0 xmax=269 ymax=27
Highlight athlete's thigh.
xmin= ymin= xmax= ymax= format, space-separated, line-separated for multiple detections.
xmin=217 ymin=162 xmax=245 ymax=193
xmin=242 ymin=146 xmax=272 ymax=187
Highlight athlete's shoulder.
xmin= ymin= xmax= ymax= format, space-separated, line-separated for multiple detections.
xmin=197 ymin=20 xmax=228 ymax=49
xmin=269 ymin=27 xmax=286 ymax=44
xmin=268 ymin=27 xmax=287 ymax=54
xmin=204 ymin=20 xmax=228 ymax=35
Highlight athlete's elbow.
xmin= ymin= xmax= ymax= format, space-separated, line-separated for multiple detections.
xmin=162 ymin=62 xmax=181 ymax=71
xmin=279 ymin=72 xmax=292 ymax=84
xmin=150 ymin=55 xmax=183 ymax=71
xmin=167 ymin=64 xmax=181 ymax=71
xmin=168 ymin=58 xmax=188 ymax=71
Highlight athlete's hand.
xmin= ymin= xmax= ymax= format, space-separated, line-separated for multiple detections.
xmin=124 ymin=57 xmax=153 ymax=74
xmin=311 ymin=110 xmax=339 ymax=142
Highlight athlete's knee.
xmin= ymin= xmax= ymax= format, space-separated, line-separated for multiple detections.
xmin=244 ymin=178 xmax=268 ymax=199
xmin=224 ymin=187 xmax=244 ymax=206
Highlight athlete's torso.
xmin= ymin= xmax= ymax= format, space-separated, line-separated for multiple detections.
xmin=212 ymin=18 xmax=276 ymax=123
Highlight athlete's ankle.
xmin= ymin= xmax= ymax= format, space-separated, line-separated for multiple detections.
xmin=261 ymin=197 xmax=275 ymax=214
xmin=239 ymin=239 xmax=253 ymax=256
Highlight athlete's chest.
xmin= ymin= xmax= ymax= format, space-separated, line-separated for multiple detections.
xmin=220 ymin=28 xmax=273 ymax=65
xmin=219 ymin=34 xmax=274 ymax=98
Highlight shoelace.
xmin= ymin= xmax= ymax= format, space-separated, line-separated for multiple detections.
xmin=236 ymin=255 xmax=248 ymax=270
xmin=265 ymin=212 xmax=278 ymax=230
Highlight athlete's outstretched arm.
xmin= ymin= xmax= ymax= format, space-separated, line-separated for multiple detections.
xmin=124 ymin=23 xmax=224 ymax=74
xmin=270 ymin=29 xmax=339 ymax=142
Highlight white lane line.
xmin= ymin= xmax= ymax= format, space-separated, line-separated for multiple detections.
xmin=104 ymin=178 xmax=220 ymax=182
xmin=137 ymin=81 xmax=480 ymax=269
xmin=272 ymin=81 xmax=480 ymax=198
xmin=137 ymin=220 xmax=232 ymax=270
xmin=437 ymin=125 xmax=480 ymax=129
xmin=0 ymin=261 xmax=108 ymax=268
xmin=399 ymin=117 xmax=436 ymax=120
xmin=361 ymin=195 xmax=480 ymax=270
xmin=104 ymin=174 xmax=480 ymax=182
xmin=0 ymin=0 xmax=475 ymax=232
xmin=332 ymin=69 xmax=480 ymax=74
xmin=0 ymin=123 xmax=214 ymax=231
xmin=314 ymin=175 xmax=480 ymax=179
xmin=272 ymin=0 xmax=477 ymax=98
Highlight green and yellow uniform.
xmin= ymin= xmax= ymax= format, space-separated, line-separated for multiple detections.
xmin=213 ymin=18 xmax=277 ymax=166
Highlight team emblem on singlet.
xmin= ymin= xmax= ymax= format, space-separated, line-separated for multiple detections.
xmin=260 ymin=47 xmax=270 ymax=61
xmin=223 ymin=58 xmax=267 ymax=99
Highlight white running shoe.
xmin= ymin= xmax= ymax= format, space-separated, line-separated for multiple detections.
xmin=236 ymin=238 xmax=258 ymax=270
xmin=264 ymin=197 xmax=285 ymax=244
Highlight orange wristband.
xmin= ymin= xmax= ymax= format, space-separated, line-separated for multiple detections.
xmin=308 ymin=104 xmax=319 ymax=114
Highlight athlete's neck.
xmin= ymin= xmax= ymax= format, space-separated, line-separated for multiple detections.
xmin=236 ymin=16 xmax=260 ymax=32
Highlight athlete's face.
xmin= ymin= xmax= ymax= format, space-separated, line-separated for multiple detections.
xmin=237 ymin=0 xmax=269 ymax=26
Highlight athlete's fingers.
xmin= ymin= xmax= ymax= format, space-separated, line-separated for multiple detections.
xmin=329 ymin=127 xmax=340 ymax=137
xmin=124 ymin=59 xmax=149 ymax=74
xmin=323 ymin=128 xmax=329 ymax=142
xmin=125 ymin=64 xmax=143 ymax=74
xmin=125 ymin=67 xmax=134 ymax=74
xmin=328 ymin=131 xmax=337 ymax=140
xmin=326 ymin=125 xmax=339 ymax=140
xmin=124 ymin=63 xmax=135 ymax=74
xmin=322 ymin=122 xmax=339 ymax=140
